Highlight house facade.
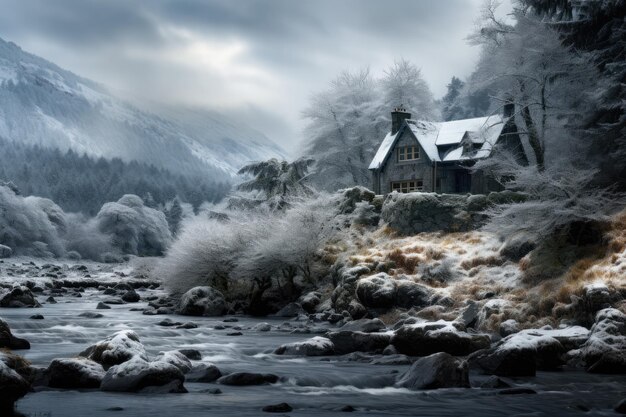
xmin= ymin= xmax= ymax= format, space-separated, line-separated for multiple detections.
xmin=368 ymin=107 xmax=527 ymax=195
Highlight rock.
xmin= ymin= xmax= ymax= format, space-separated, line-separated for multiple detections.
xmin=178 ymin=286 xmax=226 ymax=317
xmin=178 ymin=349 xmax=202 ymax=361
xmin=499 ymin=319 xmax=519 ymax=337
xmin=30 ymin=314 xmax=44 ymax=320
xmin=347 ymin=300 xmax=367 ymax=320
xmin=0 ymin=244 xmax=12 ymax=258
xmin=45 ymin=358 xmax=105 ymax=389
xmin=79 ymin=312 xmax=104 ymax=319
xmin=300 ymin=292 xmax=321 ymax=313
xmin=177 ymin=322 xmax=198 ymax=329
xmin=46 ymin=296 xmax=57 ymax=304
xmin=79 ymin=330 xmax=148 ymax=369
xmin=103 ymin=297 xmax=125 ymax=305
xmin=499 ymin=233 xmax=536 ymax=261
xmin=395 ymin=352 xmax=470 ymax=390
xmin=121 ymin=289 xmax=141 ymax=303
xmin=0 ymin=318 xmax=30 ymax=350
xmin=227 ymin=332 xmax=243 ymax=336
xmin=262 ymin=403 xmax=292 ymax=413
xmin=0 ymin=360 xmax=30 ymax=411
xmin=327 ymin=331 xmax=391 ymax=354
xmin=0 ymin=286 xmax=41 ymax=307
xmin=587 ymin=351 xmax=626 ymax=374
xmin=338 ymin=318 xmax=386 ymax=333
xmin=217 ymin=372 xmax=279 ymax=386
xmin=395 ymin=280 xmax=433 ymax=309
xmin=154 ymin=351 xmax=192 ymax=373
xmin=254 ymin=322 xmax=272 ymax=332
xmin=186 ymin=363 xmax=222 ymax=383
xmin=96 ymin=302 xmax=111 ymax=309
xmin=275 ymin=336 xmax=335 ymax=356
xmin=470 ymin=330 xmax=569 ymax=376
xmin=340 ymin=405 xmax=356 ymax=412
xmin=615 ymin=399 xmax=626 ymax=414
xmin=274 ymin=302 xmax=306 ymax=318
xmin=356 ymin=273 xmax=397 ymax=309
xmin=223 ymin=317 xmax=239 ymax=322
xmin=572 ymin=308 xmax=626 ymax=367
xmin=157 ymin=318 xmax=182 ymax=327
xmin=459 ymin=301 xmax=480 ymax=328
xmin=100 ymin=357 xmax=186 ymax=393
xmin=583 ymin=283 xmax=612 ymax=313
xmin=392 ymin=321 xmax=490 ymax=357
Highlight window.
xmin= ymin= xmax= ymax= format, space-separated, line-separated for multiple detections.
xmin=391 ymin=180 xmax=424 ymax=193
xmin=397 ymin=145 xmax=419 ymax=162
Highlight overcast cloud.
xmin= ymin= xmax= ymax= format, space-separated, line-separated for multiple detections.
xmin=0 ymin=0 xmax=510 ymax=154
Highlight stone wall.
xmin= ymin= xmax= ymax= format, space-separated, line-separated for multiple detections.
xmin=381 ymin=191 xmax=526 ymax=235
xmin=379 ymin=129 xmax=434 ymax=194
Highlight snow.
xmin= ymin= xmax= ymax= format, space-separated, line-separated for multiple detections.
xmin=497 ymin=326 xmax=590 ymax=352
xmin=368 ymin=131 xmax=398 ymax=170
xmin=369 ymin=115 xmax=509 ymax=168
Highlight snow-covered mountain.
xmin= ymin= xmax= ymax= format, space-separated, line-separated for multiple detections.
xmin=0 ymin=38 xmax=287 ymax=178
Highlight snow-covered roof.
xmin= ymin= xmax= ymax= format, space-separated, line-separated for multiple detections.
xmin=369 ymin=114 xmax=508 ymax=169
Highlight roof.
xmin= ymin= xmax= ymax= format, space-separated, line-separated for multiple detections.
xmin=368 ymin=114 xmax=508 ymax=170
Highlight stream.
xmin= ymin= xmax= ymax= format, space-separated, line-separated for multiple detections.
xmin=2 ymin=284 xmax=626 ymax=416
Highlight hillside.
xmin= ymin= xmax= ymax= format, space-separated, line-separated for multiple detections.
xmin=0 ymin=38 xmax=287 ymax=179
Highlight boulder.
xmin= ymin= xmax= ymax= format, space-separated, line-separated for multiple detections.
xmin=178 ymin=349 xmax=202 ymax=360
xmin=79 ymin=330 xmax=148 ymax=369
xmin=262 ymin=403 xmax=293 ymax=413
xmin=45 ymin=358 xmax=105 ymax=389
xmin=499 ymin=234 xmax=536 ymax=262
xmin=0 ymin=318 xmax=30 ymax=350
xmin=100 ymin=357 xmax=186 ymax=393
xmin=96 ymin=302 xmax=111 ymax=309
xmin=178 ymin=286 xmax=225 ymax=317
xmin=392 ymin=321 xmax=490 ymax=357
xmin=338 ymin=318 xmax=386 ymax=333
xmin=586 ymin=351 xmax=626 ymax=374
xmin=0 ymin=244 xmax=12 ymax=258
xmin=470 ymin=330 xmax=569 ymax=376
xmin=572 ymin=308 xmax=626 ymax=367
xmin=0 ymin=286 xmax=40 ymax=307
xmin=254 ymin=322 xmax=272 ymax=332
xmin=395 ymin=280 xmax=433 ymax=309
xmin=275 ymin=336 xmax=335 ymax=356
xmin=121 ymin=289 xmax=141 ymax=303
xmin=0 ymin=360 xmax=30 ymax=411
xmin=217 ymin=372 xmax=279 ymax=386
xmin=615 ymin=399 xmax=626 ymax=414
xmin=327 ymin=331 xmax=391 ymax=354
xmin=186 ymin=363 xmax=222 ymax=383
xmin=154 ymin=351 xmax=192 ymax=374
xmin=356 ymin=273 xmax=397 ymax=309
xmin=274 ymin=302 xmax=306 ymax=318
xmin=395 ymin=352 xmax=470 ymax=390
xmin=499 ymin=319 xmax=519 ymax=337
xmin=300 ymin=292 xmax=321 ymax=313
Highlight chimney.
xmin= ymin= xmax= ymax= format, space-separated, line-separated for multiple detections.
xmin=391 ymin=106 xmax=411 ymax=135
xmin=503 ymin=100 xmax=515 ymax=118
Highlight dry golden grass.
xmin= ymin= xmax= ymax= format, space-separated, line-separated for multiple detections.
xmin=386 ymin=248 xmax=419 ymax=274
xmin=460 ymin=255 xmax=505 ymax=271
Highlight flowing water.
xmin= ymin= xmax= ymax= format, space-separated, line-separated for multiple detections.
xmin=3 ymin=287 xmax=626 ymax=417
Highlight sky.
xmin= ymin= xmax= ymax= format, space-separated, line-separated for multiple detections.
xmin=0 ymin=0 xmax=510 ymax=155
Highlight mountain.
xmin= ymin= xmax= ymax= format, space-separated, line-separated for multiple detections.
xmin=0 ymin=38 xmax=287 ymax=178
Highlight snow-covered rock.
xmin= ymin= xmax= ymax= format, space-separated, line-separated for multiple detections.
xmin=45 ymin=358 xmax=105 ymax=389
xmin=100 ymin=357 xmax=185 ymax=393
xmin=395 ymin=280 xmax=433 ymax=309
xmin=274 ymin=302 xmax=306 ymax=318
xmin=395 ymin=352 xmax=470 ymax=390
xmin=154 ymin=351 xmax=192 ymax=374
xmin=178 ymin=286 xmax=225 ymax=317
xmin=275 ymin=336 xmax=335 ymax=356
xmin=499 ymin=319 xmax=519 ymax=337
xmin=338 ymin=318 xmax=386 ymax=333
xmin=0 ymin=285 xmax=40 ymax=307
xmin=392 ymin=320 xmax=490 ymax=356
xmin=186 ymin=363 xmax=222 ymax=383
xmin=327 ymin=330 xmax=391 ymax=354
xmin=583 ymin=283 xmax=613 ymax=313
xmin=356 ymin=273 xmax=397 ymax=309
xmin=469 ymin=327 xmax=585 ymax=376
xmin=79 ymin=330 xmax=148 ymax=369
xmin=0 ymin=317 xmax=30 ymax=349
xmin=570 ymin=308 xmax=626 ymax=371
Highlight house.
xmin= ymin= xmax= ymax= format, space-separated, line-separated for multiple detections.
xmin=368 ymin=107 xmax=527 ymax=195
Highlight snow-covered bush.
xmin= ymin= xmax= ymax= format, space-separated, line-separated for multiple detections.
xmin=96 ymin=194 xmax=172 ymax=256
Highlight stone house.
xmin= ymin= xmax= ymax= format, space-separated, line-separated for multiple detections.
xmin=368 ymin=107 xmax=527 ymax=195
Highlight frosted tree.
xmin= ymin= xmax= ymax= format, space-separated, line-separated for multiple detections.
xmin=166 ymin=198 xmax=183 ymax=236
xmin=303 ymin=60 xmax=437 ymax=191
xmin=470 ymin=0 xmax=623 ymax=238
xmin=229 ymin=157 xmax=315 ymax=210
xmin=441 ymin=76 xmax=466 ymax=121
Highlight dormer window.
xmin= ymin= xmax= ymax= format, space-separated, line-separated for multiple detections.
xmin=397 ymin=145 xmax=419 ymax=162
